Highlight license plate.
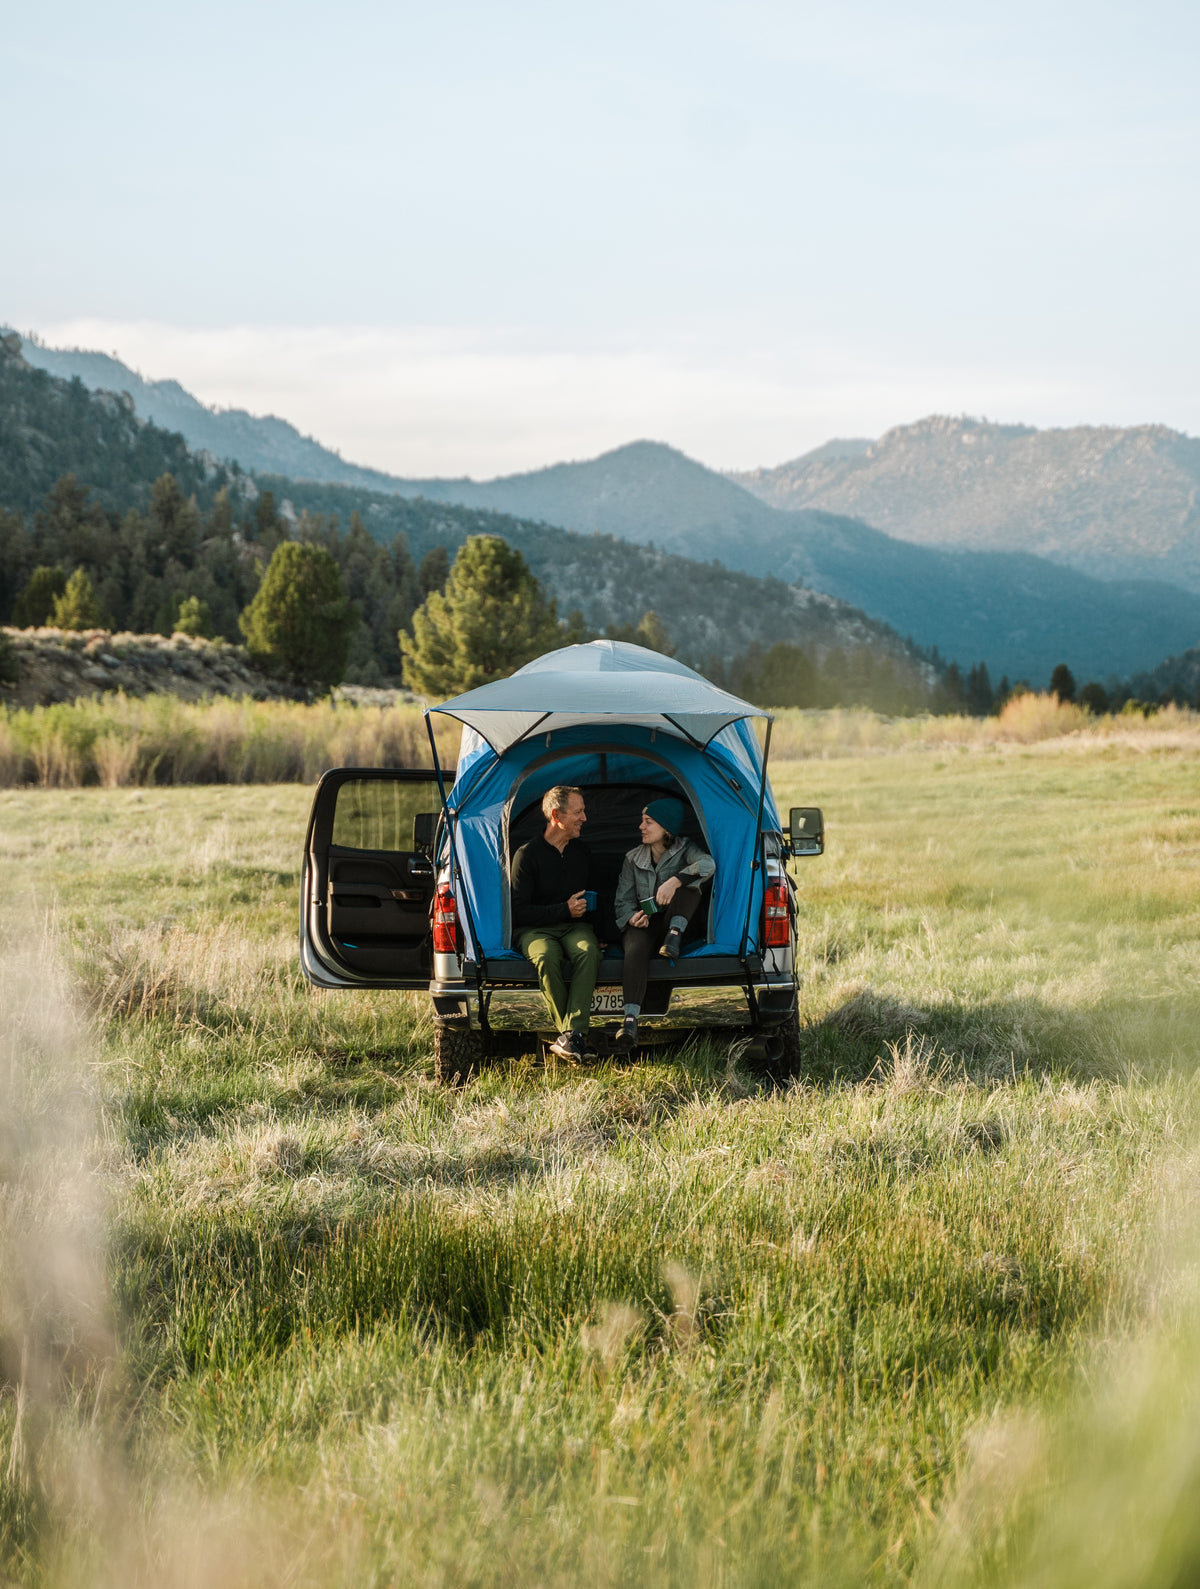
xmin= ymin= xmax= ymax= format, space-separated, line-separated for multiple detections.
xmin=591 ymin=989 xmax=624 ymax=1015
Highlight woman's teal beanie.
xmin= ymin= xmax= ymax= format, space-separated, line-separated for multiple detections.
xmin=644 ymin=796 xmax=686 ymax=837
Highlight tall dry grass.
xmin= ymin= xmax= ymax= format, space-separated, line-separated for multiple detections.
xmin=0 ymin=694 xmax=458 ymax=787
xmin=767 ymin=693 xmax=1200 ymax=758
xmin=3 ymin=690 xmax=1194 ymax=788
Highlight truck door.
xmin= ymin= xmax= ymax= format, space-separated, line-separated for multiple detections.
xmin=300 ymin=767 xmax=448 ymax=990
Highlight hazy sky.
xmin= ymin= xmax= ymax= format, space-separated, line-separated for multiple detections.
xmin=4 ymin=0 xmax=1198 ymax=476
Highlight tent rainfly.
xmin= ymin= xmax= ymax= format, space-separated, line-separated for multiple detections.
xmin=427 ymin=638 xmax=768 ymax=754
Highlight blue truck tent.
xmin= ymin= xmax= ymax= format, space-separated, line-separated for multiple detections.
xmin=425 ymin=641 xmax=778 ymax=962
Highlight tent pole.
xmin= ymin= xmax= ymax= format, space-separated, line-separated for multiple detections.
xmin=738 ymin=715 xmax=773 ymax=962
xmin=425 ymin=711 xmax=486 ymax=980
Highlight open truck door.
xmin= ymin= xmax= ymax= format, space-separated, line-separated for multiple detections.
xmin=300 ymin=767 xmax=448 ymax=990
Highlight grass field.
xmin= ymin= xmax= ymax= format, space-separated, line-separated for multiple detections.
xmin=3 ymin=738 xmax=1200 ymax=1586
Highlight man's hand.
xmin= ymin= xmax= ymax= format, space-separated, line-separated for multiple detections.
xmin=629 ymin=909 xmax=650 ymax=929
xmin=567 ymin=891 xmax=588 ymax=919
xmin=655 ymin=876 xmax=682 ymax=908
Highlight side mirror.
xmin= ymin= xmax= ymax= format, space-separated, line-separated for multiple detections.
xmin=413 ymin=812 xmax=439 ymax=854
xmin=789 ymin=807 xmax=824 ymax=857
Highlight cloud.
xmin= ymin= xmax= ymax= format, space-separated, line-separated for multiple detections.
xmin=34 ymin=319 xmax=1193 ymax=477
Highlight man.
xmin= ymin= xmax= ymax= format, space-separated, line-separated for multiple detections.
xmin=510 ymin=784 xmax=601 ymax=1059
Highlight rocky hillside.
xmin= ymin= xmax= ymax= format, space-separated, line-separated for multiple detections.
xmin=0 ymin=333 xmax=231 ymax=521
xmin=0 ymin=628 xmax=306 ymax=710
xmin=732 ymin=415 xmax=1200 ymax=590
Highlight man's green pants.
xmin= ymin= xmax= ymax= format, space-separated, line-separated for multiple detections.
xmin=517 ymin=923 xmax=602 ymax=1033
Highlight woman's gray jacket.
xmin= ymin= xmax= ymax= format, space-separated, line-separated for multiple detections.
xmin=614 ymin=838 xmax=716 ymax=931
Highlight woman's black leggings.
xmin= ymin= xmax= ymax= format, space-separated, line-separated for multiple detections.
xmin=621 ymin=886 xmax=702 ymax=1007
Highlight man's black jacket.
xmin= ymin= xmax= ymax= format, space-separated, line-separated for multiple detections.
xmin=510 ymin=835 xmax=592 ymax=929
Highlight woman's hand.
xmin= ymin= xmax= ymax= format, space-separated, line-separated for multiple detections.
xmin=655 ymin=876 xmax=681 ymax=908
xmin=630 ymin=909 xmax=650 ymax=929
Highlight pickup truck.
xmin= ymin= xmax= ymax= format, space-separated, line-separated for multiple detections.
xmin=300 ymin=641 xmax=822 ymax=1082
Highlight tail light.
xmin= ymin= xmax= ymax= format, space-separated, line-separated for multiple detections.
xmin=432 ymin=883 xmax=462 ymax=956
xmin=761 ymin=876 xmax=790 ymax=948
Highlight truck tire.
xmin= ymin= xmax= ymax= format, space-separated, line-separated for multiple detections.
xmin=773 ymin=998 xmax=803 ymax=1080
xmin=433 ymin=1023 xmax=486 ymax=1087
xmin=749 ymin=996 xmax=802 ymax=1086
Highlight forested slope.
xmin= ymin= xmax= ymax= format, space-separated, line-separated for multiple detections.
xmin=0 ymin=340 xmax=920 ymax=682
xmin=371 ymin=439 xmax=1200 ymax=682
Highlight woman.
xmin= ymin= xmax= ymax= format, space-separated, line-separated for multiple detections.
xmin=611 ymin=796 xmax=715 ymax=1053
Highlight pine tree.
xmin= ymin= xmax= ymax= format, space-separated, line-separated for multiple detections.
xmin=52 ymin=568 xmax=106 ymax=630
xmin=417 ymin=546 xmax=450 ymax=599
xmin=634 ymin=611 xmax=673 ymax=656
xmin=965 ymin=662 xmax=994 ymax=716
xmin=239 ymin=542 xmax=356 ymax=689
xmin=932 ymin=661 xmax=967 ymax=715
xmin=603 ymin=612 xmax=672 ymax=655
xmin=1049 ymin=663 xmax=1076 ymax=703
xmin=174 ymin=595 xmax=211 ymax=637
xmin=12 ymin=566 xmax=67 ymax=626
xmin=0 ymin=628 xmax=19 ymax=685
xmin=252 ymin=491 xmax=286 ymax=554
xmin=400 ymin=535 xmax=563 ymax=697
xmin=740 ymin=642 xmax=820 ymax=708
xmin=149 ymin=474 xmax=201 ymax=564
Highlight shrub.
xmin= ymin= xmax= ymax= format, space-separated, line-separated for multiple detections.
xmin=995 ymin=690 xmax=1088 ymax=742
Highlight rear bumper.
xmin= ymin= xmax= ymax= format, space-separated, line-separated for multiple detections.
xmin=430 ymin=954 xmax=796 ymax=1035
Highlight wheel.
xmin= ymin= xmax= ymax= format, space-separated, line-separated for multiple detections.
xmin=774 ymin=999 xmax=803 ymax=1079
xmin=749 ymin=995 xmax=802 ymax=1087
xmin=433 ymin=1023 xmax=486 ymax=1086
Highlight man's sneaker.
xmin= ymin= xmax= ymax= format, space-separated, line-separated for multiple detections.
xmin=549 ymin=1029 xmax=586 ymax=1060
xmin=611 ymin=1015 xmax=638 ymax=1054
xmin=659 ymin=927 xmax=682 ymax=961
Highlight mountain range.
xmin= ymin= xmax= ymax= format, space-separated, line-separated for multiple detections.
xmin=0 ymin=335 xmax=922 ymax=675
xmin=732 ymin=414 xmax=1200 ymax=591
xmin=11 ymin=330 xmax=1200 ymax=683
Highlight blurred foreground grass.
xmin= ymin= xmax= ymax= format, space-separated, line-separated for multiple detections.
xmin=1 ymin=740 xmax=1199 ymax=1586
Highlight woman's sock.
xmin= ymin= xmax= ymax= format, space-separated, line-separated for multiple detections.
xmin=623 ymin=1003 xmax=640 ymax=1019
xmin=668 ymin=915 xmax=688 ymax=933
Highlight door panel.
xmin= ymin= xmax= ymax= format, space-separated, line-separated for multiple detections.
xmin=327 ymin=846 xmax=434 ymax=977
xmin=300 ymin=767 xmax=449 ymax=990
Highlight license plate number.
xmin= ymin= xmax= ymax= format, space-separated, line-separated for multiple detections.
xmin=591 ymin=989 xmax=624 ymax=1015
